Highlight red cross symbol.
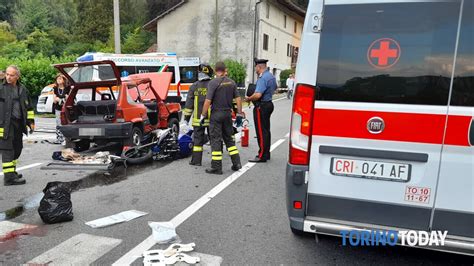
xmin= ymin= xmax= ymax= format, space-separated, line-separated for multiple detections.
xmin=367 ymin=38 xmax=401 ymax=69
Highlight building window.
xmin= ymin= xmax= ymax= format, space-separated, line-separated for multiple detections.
xmin=284 ymin=15 xmax=287 ymax=28
xmin=294 ymin=21 xmax=298 ymax=33
xmin=266 ymin=3 xmax=270 ymax=19
xmin=274 ymin=38 xmax=277 ymax=53
xmin=263 ymin=34 xmax=269 ymax=51
xmin=287 ymin=44 xmax=291 ymax=57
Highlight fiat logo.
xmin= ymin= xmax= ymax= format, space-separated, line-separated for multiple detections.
xmin=367 ymin=117 xmax=385 ymax=134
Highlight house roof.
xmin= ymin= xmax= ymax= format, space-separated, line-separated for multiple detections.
xmin=143 ymin=0 xmax=306 ymax=31
xmin=143 ymin=0 xmax=188 ymax=31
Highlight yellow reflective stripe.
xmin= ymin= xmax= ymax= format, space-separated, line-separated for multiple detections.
xmin=3 ymin=162 xmax=15 ymax=167
xmin=27 ymin=110 xmax=35 ymax=119
xmin=193 ymin=146 xmax=203 ymax=152
xmin=194 ymin=96 xmax=199 ymax=120
xmin=0 ymin=132 xmax=3 ymax=138
xmin=212 ymin=156 xmax=223 ymax=161
xmin=12 ymin=160 xmax=17 ymax=166
xmin=227 ymin=146 xmax=237 ymax=152
xmin=0 ymin=128 xmax=4 ymax=132
xmin=229 ymin=150 xmax=239 ymax=155
xmin=3 ymin=167 xmax=15 ymax=173
xmin=183 ymin=108 xmax=193 ymax=115
xmin=212 ymin=151 xmax=222 ymax=156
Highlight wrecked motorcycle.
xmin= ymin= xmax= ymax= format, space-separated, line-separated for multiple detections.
xmin=121 ymin=128 xmax=193 ymax=164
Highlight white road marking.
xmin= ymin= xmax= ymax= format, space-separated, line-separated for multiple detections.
xmin=112 ymin=136 xmax=288 ymax=266
xmin=0 ymin=163 xmax=43 ymax=176
xmin=28 ymin=233 xmax=122 ymax=265
xmin=285 ymin=133 xmax=290 ymax=138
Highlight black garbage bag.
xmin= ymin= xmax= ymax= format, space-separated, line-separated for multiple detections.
xmin=38 ymin=182 xmax=73 ymax=224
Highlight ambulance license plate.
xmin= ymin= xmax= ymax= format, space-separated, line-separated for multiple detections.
xmin=330 ymin=158 xmax=411 ymax=182
xmin=79 ymin=128 xmax=104 ymax=136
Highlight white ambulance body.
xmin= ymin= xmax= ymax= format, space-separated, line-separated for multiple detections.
xmin=287 ymin=0 xmax=473 ymax=255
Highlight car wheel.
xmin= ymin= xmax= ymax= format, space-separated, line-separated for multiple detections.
xmin=168 ymin=118 xmax=180 ymax=135
xmin=130 ymin=127 xmax=143 ymax=146
xmin=74 ymin=140 xmax=90 ymax=152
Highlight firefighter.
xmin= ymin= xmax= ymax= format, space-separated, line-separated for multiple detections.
xmin=0 ymin=65 xmax=35 ymax=186
xmin=245 ymin=59 xmax=277 ymax=163
xmin=200 ymin=62 xmax=244 ymax=175
xmin=183 ymin=64 xmax=214 ymax=166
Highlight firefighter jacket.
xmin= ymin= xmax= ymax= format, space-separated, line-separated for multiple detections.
xmin=0 ymin=81 xmax=35 ymax=147
xmin=183 ymin=79 xmax=211 ymax=127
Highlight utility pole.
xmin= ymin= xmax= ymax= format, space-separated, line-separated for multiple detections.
xmin=113 ymin=0 xmax=121 ymax=53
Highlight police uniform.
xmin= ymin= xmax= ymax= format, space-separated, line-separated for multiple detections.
xmin=251 ymin=59 xmax=277 ymax=162
xmin=0 ymin=80 xmax=35 ymax=185
xmin=183 ymin=77 xmax=211 ymax=166
xmin=205 ymin=76 xmax=241 ymax=174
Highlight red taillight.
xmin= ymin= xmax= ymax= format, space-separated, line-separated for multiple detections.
xmin=116 ymin=108 xmax=125 ymax=122
xmin=289 ymin=84 xmax=315 ymax=165
xmin=293 ymin=201 xmax=303 ymax=209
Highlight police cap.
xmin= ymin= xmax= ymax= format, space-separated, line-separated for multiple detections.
xmin=254 ymin=58 xmax=269 ymax=65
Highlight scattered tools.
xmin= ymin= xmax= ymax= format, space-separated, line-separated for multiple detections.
xmin=143 ymin=243 xmax=200 ymax=266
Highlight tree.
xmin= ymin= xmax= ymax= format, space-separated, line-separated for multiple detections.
xmin=224 ymin=59 xmax=247 ymax=86
xmin=0 ymin=0 xmax=18 ymax=23
xmin=23 ymin=28 xmax=54 ymax=56
xmin=279 ymin=69 xmax=293 ymax=88
xmin=74 ymin=0 xmax=113 ymax=43
xmin=122 ymin=27 xmax=154 ymax=54
xmin=0 ymin=22 xmax=16 ymax=47
xmin=13 ymin=0 xmax=51 ymax=39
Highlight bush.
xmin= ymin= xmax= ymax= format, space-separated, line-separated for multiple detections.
xmin=223 ymin=59 xmax=246 ymax=86
xmin=280 ymin=69 xmax=293 ymax=88
xmin=0 ymin=54 xmax=77 ymax=96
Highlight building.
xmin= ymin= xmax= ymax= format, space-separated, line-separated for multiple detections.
xmin=143 ymin=0 xmax=305 ymax=86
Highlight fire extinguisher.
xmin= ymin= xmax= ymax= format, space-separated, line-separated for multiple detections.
xmin=241 ymin=119 xmax=249 ymax=147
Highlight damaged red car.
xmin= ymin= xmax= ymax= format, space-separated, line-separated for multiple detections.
xmin=54 ymin=60 xmax=181 ymax=151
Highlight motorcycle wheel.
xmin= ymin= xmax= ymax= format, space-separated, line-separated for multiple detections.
xmin=121 ymin=147 xmax=153 ymax=164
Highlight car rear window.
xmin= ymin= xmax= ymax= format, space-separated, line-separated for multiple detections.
xmin=451 ymin=0 xmax=473 ymax=107
xmin=316 ymin=1 xmax=461 ymax=105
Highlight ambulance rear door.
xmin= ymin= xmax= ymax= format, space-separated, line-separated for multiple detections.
xmin=431 ymin=0 xmax=473 ymax=240
xmin=305 ymin=0 xmax=462 ymax=231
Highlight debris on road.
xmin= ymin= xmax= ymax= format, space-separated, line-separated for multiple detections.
xmin=143 ymin=243 xmax=200 ymax=265
xmin=38 ymin=182 xmax=74 ymax=224
xmin=149 ymin=221 xmax=179 ymax=244
xmin=85 ymin=210 xmax=148 ymax=228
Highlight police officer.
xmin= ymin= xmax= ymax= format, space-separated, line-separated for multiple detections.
xmin=201 ymin=62 xmax=244 ymax=175
xmin=0 ymin=65 xmax=35 ymax=186
xmin=245 ymin=59 xmax=277 ymax=163
xmin=183 ymin=64 xmax=214 ymax=166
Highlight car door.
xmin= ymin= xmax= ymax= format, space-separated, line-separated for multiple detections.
xmin=431 ymin=0 xmax=474 ymax=239
xmin=305 ymin=0 xmax=461 ymax=230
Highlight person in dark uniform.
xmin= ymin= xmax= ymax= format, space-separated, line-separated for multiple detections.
xmin=201 ymin=62 xmax=244 ymax=175
xmin=183 ymin=63 xmax=214 ymax=166
xmin=245 ymin=59 xmax=277 ymax=163
xmin=0 ymin=65 xmax=35 ymax=186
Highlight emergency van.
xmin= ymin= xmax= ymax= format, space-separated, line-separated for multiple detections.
xmin=287 ymin=0 xmax=473 ymax=255
xmin=36 ymin=53 xmax=199 ymax=113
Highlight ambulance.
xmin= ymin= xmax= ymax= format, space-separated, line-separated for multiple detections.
xmin=36 ymin=53 xmax=199 ymax=113
xmin=287 ymin=0 xmax=473 ymax=255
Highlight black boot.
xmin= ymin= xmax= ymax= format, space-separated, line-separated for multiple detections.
xmin=4 ymin=173 xmax=26 ymax=186
xmin=205 ymin=160 xmax=223 ymax=175
xmin=230 ymin=154 xmax=242 ymax=171
xmin=189 ymin=151 xmax=203 ymax=166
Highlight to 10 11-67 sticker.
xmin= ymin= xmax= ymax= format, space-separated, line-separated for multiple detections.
xmin=405 ymin=186 xmax=430 ymax=204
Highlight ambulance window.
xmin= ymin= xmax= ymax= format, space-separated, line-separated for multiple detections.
xmin=136 ymin=66 xmax=161 ymax=74
xmin=451 ymin=1 xmax=474 ymax=107
xmin=316 ymin=2 xmax=461 ymax=105
xmin=179 ymin=66 xmax=198 ymax=83
xmin=164 ymin=66 xmax=176 ymax=83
